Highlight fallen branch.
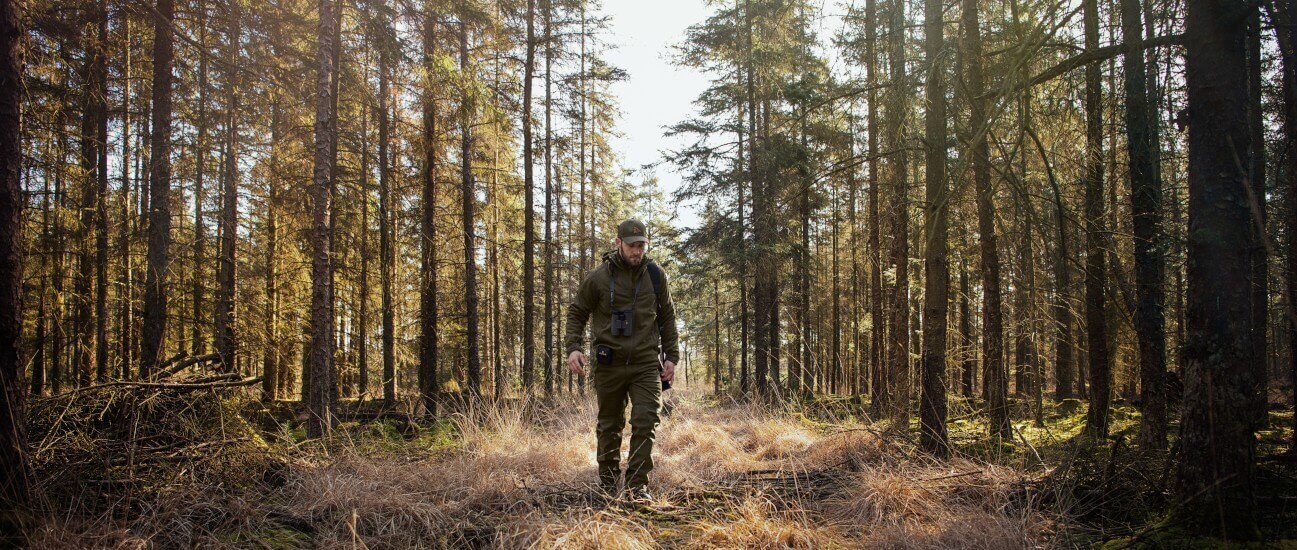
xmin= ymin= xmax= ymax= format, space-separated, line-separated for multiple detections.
xmin=154 ymin=352 xmax=224 ymax=379
xmin=73 ymin=376 xmax=262 ymax=393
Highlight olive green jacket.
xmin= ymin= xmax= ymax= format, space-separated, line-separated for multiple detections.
xmin=565 ymin=250 xmax=680 ymax=366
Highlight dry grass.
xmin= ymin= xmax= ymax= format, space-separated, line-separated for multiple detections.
xmin=25 ymin=387 xmax=1060 ymax=548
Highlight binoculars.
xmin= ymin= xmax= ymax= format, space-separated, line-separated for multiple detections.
xmin=611 ymin=309 xmax=634 ymax=337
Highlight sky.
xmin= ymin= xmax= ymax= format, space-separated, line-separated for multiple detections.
xmin=599 ymin=0 xmax=851 ymax=234
xmin=601 ymin=0 xmax=715 ymax=233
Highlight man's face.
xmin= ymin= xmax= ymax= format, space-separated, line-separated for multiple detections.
xmin=617 ymin=237 xmax=647 ymax=266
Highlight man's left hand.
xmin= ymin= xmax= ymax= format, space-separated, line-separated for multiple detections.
xmin=661 ymin=361 xmax=676 ymax=383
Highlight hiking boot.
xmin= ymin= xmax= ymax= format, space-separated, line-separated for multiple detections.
xmin=625 ymin=485 xmax=653 ymax=503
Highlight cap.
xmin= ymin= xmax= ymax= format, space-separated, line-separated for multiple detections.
xmin=618 ymin=219 xmax=648 ymax=244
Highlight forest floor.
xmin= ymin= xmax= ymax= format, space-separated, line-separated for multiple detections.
xmin=19 ymin=382 xmax=1297 ymax=548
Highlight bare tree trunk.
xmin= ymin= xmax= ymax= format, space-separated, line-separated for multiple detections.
xmin=962 ymin=0 xmax=1007 ymax=438
xmin=542 ymin=0 xmax=555 ymax=397
xmin=0 ymin=0 xmax=29 ymax=519
xmin=307 ymin=0 xmax=337 ymax=438
xmin=263 ymin=98 xmax=281 ymax=401
xmin=867 ymin=0 xmax=883 ymax=416
xmin=460 ymin=18 xmax=481 ymax=398
xmin=1083 ymin=0 xmax=1111 ymax=437
xmin=1123 ymin=0 xmax=1167 ymax=448
xmin=1176 ymin=0 xmax=1259 ymax=537
xmin=419 ymin=7 xmax=439 ymax=417
xmin=379 ymin=36 xmax=395 ymax=402
xmin=214 ymin=0 xmax=240 ymax=373
xmin=1274 ymin=0 xmax=1297 ymax=454
xmin=886 ymin=0 xmax=909 ymax=426
xmin=356 ymin=102 xmax=369 ymax=399
xmin=1247 ymin=9 xmax=1270 ymax=428
xmin=117 ymin=14 xmax=133 ymax=380
xmin=920 ymin=0 xmax=949 ymax=455
xmin=192 ymin=5 xmax=209 ymax=357
xmin=141 ymin=0 xmax=175 ymax=377
xmin=522 ymin=0 xmax=537 ymax=393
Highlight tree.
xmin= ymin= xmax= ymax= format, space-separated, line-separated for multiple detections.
xmin=0 ymin=0 xmax=29 ymax=522
xmin=1122 ymin=0 xmax=1166 ymax=448
xmin=308 ymin=0 xmax=338 ymax=438
xmin=214 ymin=0 xmax=242 ymax=372
xmin=522 ymin=0 xmax=537 ymax=392
xmin=1175 ymin=0 xmax=1260 ymax=538
xmin=960 ymin=0 xmax=1007 ymax=438
xmin=885 ymin=0 xmax=910 ymax=426
xmin=919 ymin=0 xmax=949 ymax=455
xmin=1082 ymin=0 xmax=1111 ymax=438
xmin=377 ymin=7 xmax=396 ymax=402
xmin=141 ymin=0 xmax=175 ymax=376
xmin=460 ymin=16 xmax=481 ymax=398
xmin=419 ymin=4 xmax=440 ymax=417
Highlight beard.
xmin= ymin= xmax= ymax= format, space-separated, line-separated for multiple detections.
xmin=621 ymin=250 xmax=643 ymax=266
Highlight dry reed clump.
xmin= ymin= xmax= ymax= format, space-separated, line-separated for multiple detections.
xmin=656 ymin=418 xmax=755 ymax=484
xmin=684 ymin=496 xmax=839 ymax=549
xmin=802 ymin=428 xmax=887 ymax=469
xmin=864 ymin=507 xmax=1053 ymax=549
xmin=281 ymin=397 xmax=599 ymax=546
xmin=495 ymin=509 xmax=657 ymax=549
xmin=820 ymin=466 xmax=941 ymax=526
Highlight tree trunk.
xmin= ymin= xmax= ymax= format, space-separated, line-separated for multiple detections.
xmin=0 ymin=0 xmax=29 ymax=518
xmin=1247 ymin=9 xmax=1270 ymax=428
xmin=141 ymin=0 xmax=175 ymax=377
xmin=117 ymin=14 xmax=133 ymax=381
xmin=886 ymin=0 xmax=909 ymax=426
xmin=263 ymin=98 xmax=281 ymax=401
xmin=542 ymin=0 xmax=555 ymax=397
xmin=214 ymin=0 xmax=240 ymax=373
xmin=460 ymin=19 xmax=481 ymax=398
xmin=867 ymin=0 xmax=883 ymax=416
xmin=419 ymin=7 xmax=439 ymax=417
xmin=919 ymin=0 xmax=949 ymax=456
xmin=1123 ymin=0 xmax=1167 ymax=448
xmin=1275 ymin=0 xmax=1297 ymax=454
xmin=379 ymin=37 xmax=396 ymax=402
xmin=1177 ymin=0 xmax=1259 ymax=538
xmin=962 ymin=0 xmax=1007 ymax=438
xmin=522 ymin=0 xmax=537 ymax=393
xmin=307 ymin=0 xmax=337 ymax=438
xmin=192 ymin=5 xmax=209 ymax=358
xmin=1083 ymin=0 xmax=1111 ymax=437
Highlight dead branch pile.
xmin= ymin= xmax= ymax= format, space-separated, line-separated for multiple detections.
xmin=27 ymin=375 xmax=282 ymax=516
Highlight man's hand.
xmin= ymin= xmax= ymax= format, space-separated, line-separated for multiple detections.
xmin=661 ymin=360 xmax=676 ymax=383
xmin=568 ymin=350 xmax=587 ymax=376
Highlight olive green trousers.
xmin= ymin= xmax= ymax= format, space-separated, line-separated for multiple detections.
xmin=592 ymin=360 xmax=662 ymax=491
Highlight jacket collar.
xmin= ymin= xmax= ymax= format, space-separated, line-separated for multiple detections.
xmin=603 ymin=249 xmax=650 ymax=275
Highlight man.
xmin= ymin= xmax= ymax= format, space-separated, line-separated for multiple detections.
xmin=565 ymin=219 xmax=679 ymax=500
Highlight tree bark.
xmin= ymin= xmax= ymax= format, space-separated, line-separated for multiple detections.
xmin=1082 ymin=0 xmax=1111 ymax=437
xmin=141 ymin=0 xmax=175 ymax=377
xmin=919 ymin=0 xmax=949 ymax=456
xmin=419 ymin=7 xmax=440 ymax=416
xmin=0 ymin=0 xmax=29 ymax=521
xmin=886 ymin=0 xmax=909 ymax=426
xmin=1177 ymin=0 xmax=1259 ymax=538
xmin=460 ymin=18 xmax=481 ymax=398
xmin=962 ymin=0 xmax=1007 ymax=438
xmin=214 ymin=0 xmax=240 ymax=373
xmin=1123 ymin=0 xmax=1167 ymax=448
xmin=307 ymin=0 xmax=337 ymax=438
xmin=378 ymin=32 xmax=396 ymax=402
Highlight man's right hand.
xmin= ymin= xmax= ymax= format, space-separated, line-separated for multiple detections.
xmin=568 ymin=350 xmax=587 ymax=376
